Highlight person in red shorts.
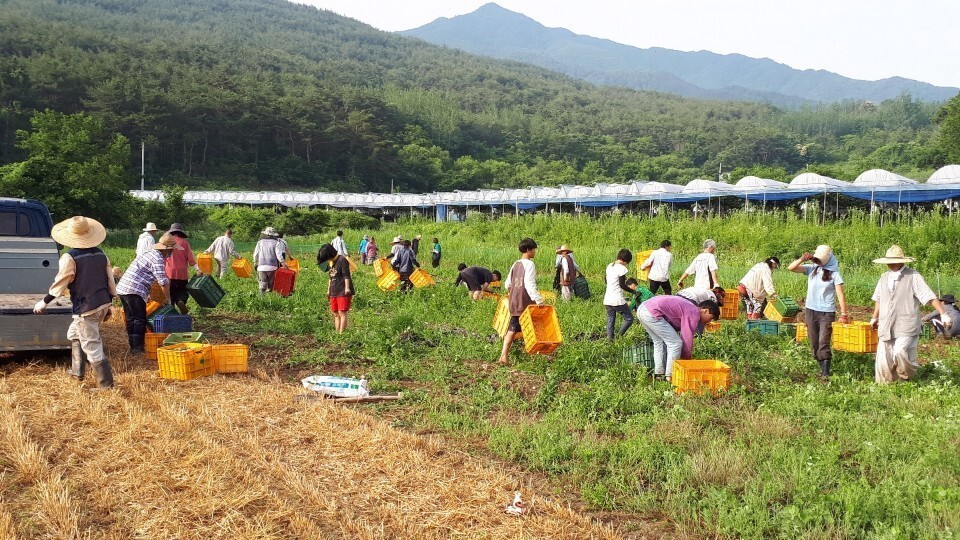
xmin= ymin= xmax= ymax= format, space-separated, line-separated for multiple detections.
xmin=317 ymin=243 xmax=354 ymax=333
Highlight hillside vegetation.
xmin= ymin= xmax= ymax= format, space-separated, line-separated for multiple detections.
xmin=0 ymin=0 xmax=957 ymax=195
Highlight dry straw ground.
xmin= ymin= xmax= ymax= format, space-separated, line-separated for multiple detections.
xmin=0 ymin=318 xmax=624 ymax=540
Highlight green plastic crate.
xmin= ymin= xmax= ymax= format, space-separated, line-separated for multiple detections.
xmin=162 ymin=332 xmax=206 ymax=346
xmin=147 ymin=303 xmax=178 ymax=332
xmin=623 ymin=341 xmax=654 ymax=374
xmin=186 ymin=274 xmax=226 ymax=308
xmin=778 ymin=323 xmax=798 ymax=338
xmin=746 ymin=319 xmax=779 ymax=335
xmin=773 ymin=297 xmax=800 ymax=318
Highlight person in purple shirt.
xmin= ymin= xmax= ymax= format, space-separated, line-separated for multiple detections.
xmin=637 ymin=295 xmax=720 ymax=381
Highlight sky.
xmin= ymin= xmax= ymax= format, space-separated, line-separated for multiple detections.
xmin=294 ymin=0 xmax=960 ymax=89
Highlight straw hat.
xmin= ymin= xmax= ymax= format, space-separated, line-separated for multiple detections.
xmin=51 ymin=216 xmax=106 ymax=249
xmin=261 ymin=226 xmax=278 ymax=237
xmin=555 ymin=244 xmax=573 ymax=254
xmin=873 ymin=245 xmax=915 ymax=264
xmin=142 ymin=222 xmax=158 ymax=232
xmin=167 ymin=223 xmax=189 ymax=238
xmin=391 ymin=236 xmax=402 ymax=244
xmin=153 ymin=232 xmax=184 ymax=251
xmin=813 ymin=245 xmax=832 ymax=262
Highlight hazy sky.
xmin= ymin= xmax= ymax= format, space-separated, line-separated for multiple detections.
xmin=294 ymin=0 xmax=960 ymax=89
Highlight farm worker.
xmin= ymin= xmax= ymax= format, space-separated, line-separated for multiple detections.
xmin=787 ymin=244 xmax=848 ymax=378
xmin=637 ymin=295 xmax=720 ymax=382
xmin=116 ymin=233 xmax=179 ymax=354
xmin=392 ymin=239 xmax=421 ymax=293
xmin=552 ymin=245 xmax=563 ymax=292
xmin=603 ymin=249 xmax=636 ymax=341
xmin=387 ymin=236 xmax=403 ymax=260
xmin=738 ymin=257 xmax=781 ymax=320
xmin=33 ymin=216 xmax=117 ymax=389
xmin=923 ymin=294 xmax=960 ymax=339
xmin=136 ymin=222 xmax=159 ymax=256
xmin=498 ymin=237 xmax=544 ymax=365
xmin=870 ymin=245 xmax=952 ymax=383
xmin=626 ymin=278 xmax=653 ymax=313
xmin=677 ymin=286 xmax=725 ymax=306
xmin=365 ymin=237 xmax=379 ymax=262
xmin=641 ymin=240 xmax=674 ymax=295
xmin=277 ymin=232 xmax=290 ymax=261
xmin=358 ymin=235 xmax=369 ymax=264
xmin=431 ymin=237 xmax=442 ymax=268
xmin=412 ymin=234 xmax=422 ymax=256
xmin=332 ymin=230 xmax=348 ymax=257
xmin=164 ymin=223 xmax=201 ymax=314
xmin=677 ymin=239 xmax=720 ymax=290
xmin=204 ymin=228 xmax=239 ymax=278
xmin=253 ymin=226 xmax=287 ymax=294
xmin=556 ymin=244 xmax=579 ymax=301
xmin=316 ymin=243 xmax=354 ymax=334
xmin=454 ymin=263 xmax=500 ymax=300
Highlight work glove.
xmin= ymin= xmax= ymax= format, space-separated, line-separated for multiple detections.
xmin=941 ymin=313 xmax=953 ymax=330
xmin=33 ymin=300 xmax=47 ymax=314
xmin=869 ymin=317 xmax=878 ymax=329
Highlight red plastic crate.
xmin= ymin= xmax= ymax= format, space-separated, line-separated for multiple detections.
xmin=274 ymin=267 xmax=297 ymax=297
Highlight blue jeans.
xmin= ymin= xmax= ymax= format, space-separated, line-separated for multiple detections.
xmin=638 ymin=305 xmax=683 ymax=377
xmin=605 ymin=304 xmax=634 ymax=340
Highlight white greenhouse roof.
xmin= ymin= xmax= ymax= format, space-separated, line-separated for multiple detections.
xmin=929 ymin=165 xmax=960 ymax=185
xmin=853 ymin=169 xmax=918 ymax=187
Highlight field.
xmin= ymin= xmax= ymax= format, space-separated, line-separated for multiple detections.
xmin=4 ymin=211 xmax=960 ymax=538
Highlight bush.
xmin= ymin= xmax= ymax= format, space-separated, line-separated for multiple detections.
xmin=208 ymin=206 xmax=273 ymax=241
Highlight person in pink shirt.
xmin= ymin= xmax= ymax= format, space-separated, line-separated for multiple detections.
xmin=164 ymin=223 xmax=202 ymax=314
xmin=637 ymin=295 xmax=719 ymax=381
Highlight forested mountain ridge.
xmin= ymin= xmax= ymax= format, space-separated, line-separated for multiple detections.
xmin=403 ymin=3 xmax=958 ymax=107
xmin=0 ymin=0 xmax=955 ymax=195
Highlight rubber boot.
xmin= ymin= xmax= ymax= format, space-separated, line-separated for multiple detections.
xmin=821 ymin=359 xmax=832 ymax=377
xmin=90 ymin=360 xmax=115 ymax=389
xmin=130 ymin=334 xmax=146 ymax=354
xmin=68 ymin=340 xmax=86 ymax=380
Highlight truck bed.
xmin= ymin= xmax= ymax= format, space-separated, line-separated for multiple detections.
xmin=0 ymin=295 xmax=74 ymax=351
xmin=0 ymin=294 xmax=72 ymax=314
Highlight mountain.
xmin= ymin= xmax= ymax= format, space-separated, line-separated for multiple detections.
xmin=402 ymin=3 xmax=958 ymax=106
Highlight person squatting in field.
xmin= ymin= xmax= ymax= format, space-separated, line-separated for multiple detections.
xmin=870 ymin=245 xmax=952 ymax=383
xmin=738 ymin=257 xmax=780 ymax=320
xmin=455 ymin=263 xmax=501 ymax=301
xmin=498 ymin=237 xmax=544 ymax=365
xmin=641 ymin=240 xmax=673 ymax=295
xmin=923 ymin=294 xmax=960 ymax=339
xmin=603 ymin=249 xmax=636 ymax=341
xmin=317 ymin=243 xmax=354 ymax=334
xmin=637 ymin=294 xmax=720 ymax=382
xmin=787 ymin=245 xmax=848 ymax=378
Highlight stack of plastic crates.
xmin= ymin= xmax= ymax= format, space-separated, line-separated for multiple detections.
xmin=410 ymin=268 xmax=436 ymax=288
xmin=232 ymin=258 xmax=253 ymax=278
xmin=519 ymin=305 xmax=563 ymax=354
xmin=146 ymin=304 xmax=178 ymax=332
xmin=720 ymin=289 xmax=740 ymax=320
xmin=672 ymin=360 xmax=731 ymax=395
xmin=831 ymin=321 xmax=878 ymax=353
xmin=764 ymin=297 xmax=799 ymax=323
xmin=186 ymin=274 xmax=226 ymax=308
xmin=156 ymin=342 xmax=216 ymax=381
xmin=377 ymin=268 xmax=401 ymax=292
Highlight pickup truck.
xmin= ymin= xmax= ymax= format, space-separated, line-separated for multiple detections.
xmin=0 ymin=198 xmax=74 ymax=352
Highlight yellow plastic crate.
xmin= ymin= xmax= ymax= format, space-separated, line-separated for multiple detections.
xmin=831 ymin=322 xmax=878 ymax=353
xmin=377 ymin=268 xmax=401 ymax=292
xmin=492 ymin=296 xmax=513 ymax=338
xmin=796 ymin=323 xmax=807 ymax=343
xmin=720 ymin=288 xmax=740 ymax=320
xmin=212 ymin=344 xmax=249 ymax=374
xmin=197 ymin=252 xmax=214 ymax=275
xmin=489 ymin=280 xmax=501 ymax=288
xmin=519 ymin=305 xmax=563 ymax=354
xmin=410 ymin=268 xmax=436 ymax=288
xmin=672 ymin=359 xmax=731 ymax=395
xmin=705 ymin=321 xmax=721 ymax=333
xmin=540 ymin=290 xmax=557 ymax=305
xmin=145 ymin=332 xmax=171 ymax=361
xmin=232 ymin=258 xmax=253 ymax=278
xmin=149 ymin=281 xmax=166 ymax=303
xmin=763 ymin=301 xmax=797 ymax=323
xmin=347 ymin=257 xmax=358 ymax=272
xmin=636 ymin=249 xmax=654 ymax=281
xmin=373 ymin=258 xmax=389 ymax=277
xmin=156 ymin=343 xmax=216 ymax=381
xmin=145 ymin=300 xmax=161 ymax=317
xmin=286 ymin=258 xmax=300 ymax=274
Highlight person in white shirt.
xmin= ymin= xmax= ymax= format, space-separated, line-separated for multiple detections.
xmin=136 ymin=222 xmax=159 ymax=256
xmin=604 ymin=249 xmax=636 ymax=341
xmin=678 ymin=239 xmax=720 ymax=291
xmin=332 ymin=230 xmax=348 ymax=257
xmin=204 ymin=228 xmax=239 ymax=278
xmin=641 ymin=240 xmax=674 ymax=295
xmin=498 ymin=238 xmax=544 ymax=365
xmin=738 ymin=257 xmax=780 ymax=320
xmin=677 ymin=286 xmax=724 ymax=306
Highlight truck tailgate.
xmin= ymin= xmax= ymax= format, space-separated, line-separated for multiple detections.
xmin=0 ymin=295 xmax=74 ymax=351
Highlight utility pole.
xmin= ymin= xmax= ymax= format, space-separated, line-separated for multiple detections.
xmin=140 ymin=141 xmax=145 ymax=191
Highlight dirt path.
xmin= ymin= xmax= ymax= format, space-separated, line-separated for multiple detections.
xmin=0 ymin=326 xmax=626 ymax=540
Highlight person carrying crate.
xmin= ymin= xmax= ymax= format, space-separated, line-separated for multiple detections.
xmin=677 ymin=239 xmax=721 ymax=291
xmin=391 ymin=239 xmax=420 ymax=293
xmin=870 ymin=245 xmax=952 ymax=383
xmin=498 ymin=238 xmax=544 ymax=365
xmin=641 ymin=240 xmax=674 ymax=295
xmin=253 ymin=226 xmax=288 ymax=294
xmin=204 ymin=228 xmax=240 ymax=278
xmin=116 ymin=233 xmax=180 ymax=354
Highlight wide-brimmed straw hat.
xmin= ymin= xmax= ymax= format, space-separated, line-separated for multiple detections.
xmin=51 ymin=216 xmax=106 ymax=249
xmin=555 ymin=244 xmax=573 ymax=254
xmin=167 ymin=223 xmax=189 ymax=238
xmin=391 ymin=236 xmax=402 ymax=244
xmin=261 ymin=226 xmax=278 ymax=237
xmin=153 ymin=232 xmax=184 ymax=251
xmin=873 ymin=245 xmax=915 ymax=264
xmin=142 ymin=222 xmax=158 ymax=232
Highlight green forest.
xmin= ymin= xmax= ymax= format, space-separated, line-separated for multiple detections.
xmin=1 ymin=0 xmax=959 ymax=203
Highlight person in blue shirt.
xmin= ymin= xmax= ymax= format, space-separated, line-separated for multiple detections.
xmin=787 ymin=244 xmax=849 ymax=379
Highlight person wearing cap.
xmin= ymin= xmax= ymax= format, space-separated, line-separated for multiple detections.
xmin=204 ymin=228 xmax=239 ymax=278
xmin=254 ymin=226 xmax=287 ymax=294
xmin=677 ymin=239 xmax=721 ymax=291
xmin=870 ymin=245 xmax=952 ymax=383
xmin=365 ymin=237 xmax=379 ymax=263
xmin=637 ymin=295 xmax=720 ymax=382
xmin=738 ymin=257 xmax=781 ymax=320
xmin=556 ymin=245 xmax=579 ymax=301
xmin=641 ymin=240 xmax=674 ymax=295
xmin=358 ymin=235 xmax=370 ymax=265
xmin=136 ymin=222 xmax=159 ymax=256
xmin=923 ymin=294 xmax=960 ymax=339
xmin=332 ymin=230 xmax=348 ymax=257
xmin=498 ymin=237 xmax=544 ymax=365
xmin=116 ymin=233 xmax=179 ymax=354
xmin=164 ymin=223 xmax=201 ymax=314
xmin=316 ymin=243 xmax=354 ymax=333
xmin=788 ymin=245 xmax=849 ymax=378
xmin=33 ymin=216 xmax=117 ymax=389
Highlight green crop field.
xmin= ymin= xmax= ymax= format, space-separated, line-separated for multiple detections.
xmin=108 ymin=211 xmax=960 ymax=538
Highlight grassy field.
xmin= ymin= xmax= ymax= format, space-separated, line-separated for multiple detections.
xmin=17 ymin=211 xmax=960 ymax=538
